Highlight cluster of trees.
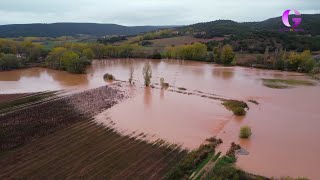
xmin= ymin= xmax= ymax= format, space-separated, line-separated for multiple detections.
xmin=45 ymin=47 xmax=91 ymax=73
xmin=213 ymin=44 xmax=236 ymax=65
xmin=164 ymin=43 xmax=207 ymax=61
xmin=0 ymin=39 xmax=47 ymax=62
xmin=249 ymin=48 xmax=317 ymax=73
xmin=45 ymin=43 xmax=160 ymax=73
xmin=0 ymin=39 xmax=48 ymax=70
xmin=0 ymin=53 xmax=23 ymax=71
xmin=0 ymin=38 xmax=161 ymax=73
xmin=206 ymin=32 xmax=320 ymax=54
xmin=229 ymin=32 xmax=320 ymax=53
xmin=272 ymin=49 xmax=316 ymax=73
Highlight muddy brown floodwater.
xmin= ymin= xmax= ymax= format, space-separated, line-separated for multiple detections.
xmin=0 ymin=59 xmax=319 ymax=179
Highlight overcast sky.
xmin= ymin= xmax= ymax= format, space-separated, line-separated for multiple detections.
xmin=0 ymin=0 xmax=319 ymax=25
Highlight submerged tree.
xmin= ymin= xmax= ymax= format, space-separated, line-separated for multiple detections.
xmin=160 ymin=77 xmax=165 ymax=87
xmin=129 ymin=65 xmax=134 ymax=84
xmin=160 ymin=77 xmax=169 ymax=89
xmin=142 ymin=62 xmax=152 ymax=86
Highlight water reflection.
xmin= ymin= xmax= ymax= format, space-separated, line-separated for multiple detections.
xmin=0 ymin=68 xmax=43 ymax=81
xmin=212 ymin=67 xmax=235 ymax=80
xmin=48 ymin=70 xmax=89 ymax=87
xmin=143 ymin=87 xmax=152 ymax=108
xmin=160 ymin=89 xmax=165 ymax=100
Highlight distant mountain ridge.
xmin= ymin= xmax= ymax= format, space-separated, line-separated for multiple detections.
xmin=1 ymin=14 xmax=319 ymax=38
xmin=0 ymin=23 xmax=174 ymax=38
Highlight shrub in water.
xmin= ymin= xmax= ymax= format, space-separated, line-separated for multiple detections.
xmin=103 ymin=73 xmax=115 ymax=81
xmin=222 ymin=100 xmax=248 ymax=116
xmin=233 ymin=107 xmax=246 ymax=116
xmin=239 ymin=126 xmax=252 ymax=139
xmin=129 ymin=66 xmax=134 ymax=84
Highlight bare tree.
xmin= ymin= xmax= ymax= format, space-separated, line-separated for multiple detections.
xmin=129 ymin=66 xmax=134 ymax=84
xmin=142 ymin=62 xmax=152 ymax=86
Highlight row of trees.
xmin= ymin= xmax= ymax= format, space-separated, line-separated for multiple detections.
xmin=163 ymin=43 xmax=236 ymax=65
xmin=0 ymin=39 xmax=47 ymax=62
xmin=271 ymin=49 xmax=316 ymax=73
xmin=164 ymin=43 xmax=207 ymax=61
xmin=0 ymin=38 xmax=318 ymax=74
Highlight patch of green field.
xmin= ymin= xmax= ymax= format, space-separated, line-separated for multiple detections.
xmin=204 ymin=155 xmax=268 ymax=180
xmin=164 ymin=138 xmax=222 ymax=180
xmin=262 ymin=78 xmax=316 ymax=89
xmin=211 ymin=151 xmax=221 ymax=162
xmin=192 ymin=152 xmax=215 ymax=177
xmin=222 ymin=100 xmax=248 ymax=116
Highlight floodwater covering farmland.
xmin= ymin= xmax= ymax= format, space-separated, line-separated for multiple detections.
xmin=0 ymin=59 xmax=319 ymax=179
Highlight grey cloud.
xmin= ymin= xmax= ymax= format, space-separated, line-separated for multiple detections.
xmin=0 ymin=0 xmax=319 ymax=25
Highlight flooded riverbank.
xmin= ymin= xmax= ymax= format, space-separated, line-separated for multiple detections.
xmin=0 ymin=59 xmax=319 ymax=179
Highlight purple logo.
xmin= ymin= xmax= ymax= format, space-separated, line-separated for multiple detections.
xmin=282 ymin=9 xmax=302 ymax=29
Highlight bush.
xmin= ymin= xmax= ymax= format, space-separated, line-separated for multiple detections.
xmin=103 ymin=73 xmax=115 ymax=81
xmin=239 ymin=126 xmax=252 ymax=139
xmin=233 ymin=107 xmax=246 ymax=116
xmin=300 ymin=58 xmax=316 ymax=73
xmin=222 ymin=100 xmax=248 ymax=116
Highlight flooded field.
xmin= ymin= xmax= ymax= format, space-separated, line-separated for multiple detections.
xmin=1 ymin=59 xmax=320 ymax=179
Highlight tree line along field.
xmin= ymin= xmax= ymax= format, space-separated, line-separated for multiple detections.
xmin=0 ymin=84 xmax=187 ymax=179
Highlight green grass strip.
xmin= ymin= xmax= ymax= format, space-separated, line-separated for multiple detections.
xmin=192 ymin=152 xmax=215 ymax=178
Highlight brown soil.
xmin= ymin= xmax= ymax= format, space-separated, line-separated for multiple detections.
xmin=0 ymin=94 xmax=30 ymax=103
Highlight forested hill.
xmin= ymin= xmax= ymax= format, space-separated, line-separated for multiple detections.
xmin=179 ymin=14 xmax=320 ymax=37
xmin=0 ymin=23 xmax=174 ymax=38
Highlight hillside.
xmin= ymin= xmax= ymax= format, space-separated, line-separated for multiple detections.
xmin=179 ymin=14 xmax=320 ymax=37
xmin=0 ymin=23 xmax=173 ymax=38
xmin=248 ymin=14 xmax=320 ymax=35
